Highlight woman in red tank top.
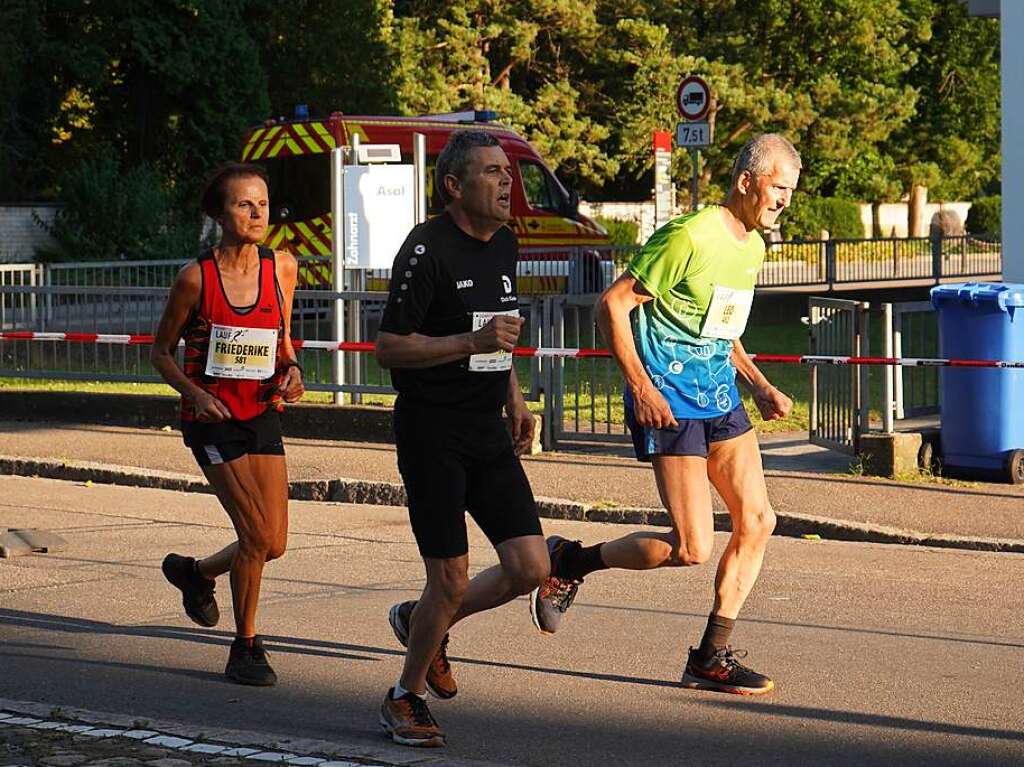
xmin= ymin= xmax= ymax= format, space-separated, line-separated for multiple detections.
xmin=151 ymin=163 xmax=304 ymax=687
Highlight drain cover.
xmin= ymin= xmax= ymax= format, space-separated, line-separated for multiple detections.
xmin=0 ymin=529 xmax=68 ymax=558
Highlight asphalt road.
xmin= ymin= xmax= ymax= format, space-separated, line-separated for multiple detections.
xmin=2 ymin=476 xmax=1023 ymax=766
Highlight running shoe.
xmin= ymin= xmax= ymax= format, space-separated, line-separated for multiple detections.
xmin=379 ymin=688 xmax=446 ymax=747
xmin=388 ymin=600 xmax=458 ymax=699
xmin=529 ymin=535 xmax=582 ymax=634
xmin=161 ymin=553 xmax=219 ymax=627
xmin=680 ymin=646 xmax=774 ymax=695
xmin=225 ymin=636 xmax=277 ymax=686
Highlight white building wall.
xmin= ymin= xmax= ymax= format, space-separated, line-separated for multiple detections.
xmin=0 ymin=204 xmax=59 ymax=262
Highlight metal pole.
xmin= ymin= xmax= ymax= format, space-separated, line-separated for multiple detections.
xmin=690 ymin=148 xmax=699 ymax=211
xmin=413 ymin=132 xmax=428 ymax=224
xmin=881 ymin=302 xmax=894 ymax=434
xmin=348 ymin=134 xmax=362 ymax=405
xmin=330 ymin=146 xmax=346 ymax=405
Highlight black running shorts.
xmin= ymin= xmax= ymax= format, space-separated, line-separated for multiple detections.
xmin=394 ymin=402 xmax=542 ymax=559
xmin=181 ymin=409 xmax=286 ymax=467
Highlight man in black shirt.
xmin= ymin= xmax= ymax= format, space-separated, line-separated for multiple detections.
xmin=375 ymin=130 xmax=549 ymax=747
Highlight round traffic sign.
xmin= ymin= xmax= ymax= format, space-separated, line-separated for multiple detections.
xmin=676 ymin=75 xmax=711 ymax=121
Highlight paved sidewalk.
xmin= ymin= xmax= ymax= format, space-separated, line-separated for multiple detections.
xmin=3 ymin=420 xmax=1024 ymax=543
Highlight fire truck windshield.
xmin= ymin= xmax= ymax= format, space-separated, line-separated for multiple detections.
xmin=262 ymin=154 xmax=331 ymax=223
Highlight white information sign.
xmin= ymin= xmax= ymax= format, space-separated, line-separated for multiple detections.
xmin=676 ymin=121 xmax=712 ymax=148
xmin=342 ymin=164 xmax=416 ymax=269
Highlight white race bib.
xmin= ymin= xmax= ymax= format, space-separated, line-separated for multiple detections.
xmin=469 ymin=310 xmax=519 ymax=372
xmin=205 ymin=324 xmax=278 ymax=380
xmin=701 ymin=286 xmax=754 ymax=340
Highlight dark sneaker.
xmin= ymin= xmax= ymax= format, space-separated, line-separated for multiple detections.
xmin=680 ymin=646 xmax=774 ymax=695
xmin=388 ymin=601 xmax=458 ymax=699
xmin=380 ymin=688 xmax=445 ymax=747
xmin=225 ymin=636 xmax=277 ymax=686
xmin=161 ymin=553 xmax=219 ymax=627
xmin=530 ymin=535 xmax=582 ymax=634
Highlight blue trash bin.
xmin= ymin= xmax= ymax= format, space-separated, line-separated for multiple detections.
xmin=930 ymin=282 xmax=1024 ymax=483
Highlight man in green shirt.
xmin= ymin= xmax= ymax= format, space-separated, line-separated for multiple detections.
xmin=529 ymin=134 xmax=800 ymax=695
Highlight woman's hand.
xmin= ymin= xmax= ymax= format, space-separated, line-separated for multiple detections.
xmin=188 ymin=388 xmax=232 ymax=421
xmin=278 ymin=364 xmax=305 ymax=403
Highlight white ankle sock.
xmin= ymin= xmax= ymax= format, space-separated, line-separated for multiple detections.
xmin=393 ymin=683 xmax=426 ymax=700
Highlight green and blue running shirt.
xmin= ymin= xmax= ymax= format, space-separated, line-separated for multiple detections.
xmin=627 ymin=206 xmax=765 ymax=419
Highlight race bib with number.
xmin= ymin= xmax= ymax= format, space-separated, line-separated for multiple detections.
xmin=701 ymin=286 xmax=754 ymax=340
xmin=468 ymin=310 xmax=519 ymax=372
xmin=205 ymin=324 xmax=278 ymax=380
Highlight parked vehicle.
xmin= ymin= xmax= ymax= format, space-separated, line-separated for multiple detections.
xmin=239 ymin=110 xmax=612 ymax=293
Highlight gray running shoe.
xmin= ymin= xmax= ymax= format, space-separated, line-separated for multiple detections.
xmin=529 ymin=535 xmax=582 ymax=634
xmin=388 ymin=600 xmax=457 ymax=699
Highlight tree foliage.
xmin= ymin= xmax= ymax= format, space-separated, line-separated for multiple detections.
xmin=3 ymin=0 xmax=1004 ymax=235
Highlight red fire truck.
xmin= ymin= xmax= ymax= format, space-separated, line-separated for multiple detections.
xmin=240 ymin=111 xmax=612 ymax=293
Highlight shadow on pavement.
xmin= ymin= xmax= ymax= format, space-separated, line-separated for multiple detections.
xmin=1 ymin=611 xmax=1020 ymax=767
xmin=701 ymin=698 xmax=1024 ymax=743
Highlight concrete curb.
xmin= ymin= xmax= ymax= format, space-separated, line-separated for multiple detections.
xmin=0 ymin=696 xmax=510 ymax=767
xmin=4 ymin=454 xmax=1024 ymax=554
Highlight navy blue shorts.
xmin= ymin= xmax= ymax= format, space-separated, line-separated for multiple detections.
xmin=625 ymin=402 xmax=753 ymax=461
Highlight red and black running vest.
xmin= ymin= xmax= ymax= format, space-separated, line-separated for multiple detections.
xmin=181 ymin=247 xmax=285 ymax=423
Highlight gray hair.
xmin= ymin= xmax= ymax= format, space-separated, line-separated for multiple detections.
xmin=435 ymin=130 xmax=501 ymax=204
xmin=730 ymin=134 xmax=801 ymax=187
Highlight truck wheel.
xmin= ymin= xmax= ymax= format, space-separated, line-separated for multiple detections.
xmin=1005 ymin=450 xmax=1024 ymax=485
xmin=917 ymin=438 xmax=939 ymax=473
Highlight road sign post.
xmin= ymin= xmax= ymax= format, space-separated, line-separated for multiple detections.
xmin=675 ymin=75 xmax=712 ymax=211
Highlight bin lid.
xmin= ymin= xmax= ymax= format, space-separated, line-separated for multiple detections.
xmin=930 ymin=282 xmax=1024 ymax=312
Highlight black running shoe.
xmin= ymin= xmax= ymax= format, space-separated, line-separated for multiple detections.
xmin=161 ymin=553 xmax=219 ymax=627
xmin=529 ymin=536 xmax=582 ymax=634
xmin=225 ymin=636 xmax=277 ymax=686
xmin=680 ymin=646 xmax=774 ymax=695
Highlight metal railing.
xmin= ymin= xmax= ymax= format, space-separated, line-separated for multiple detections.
xmin=0 ymin=281 xmax=623 ymax=450
xmin=2 ymin=232 xmax=1000 ymax=298
xmin=762 ymin=234 xmax=999 ymax=288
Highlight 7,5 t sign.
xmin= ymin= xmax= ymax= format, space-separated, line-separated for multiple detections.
xmin=676 ymin=121 xmax=711 ymax=148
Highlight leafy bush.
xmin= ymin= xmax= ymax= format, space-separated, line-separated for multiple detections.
xmin=35 ymin=151 xmax=200 ymax=262
xmin=965 ymin=195 xmax=1000 ymax=237
xmin=781 ymin=197 xmax=865 ymax=240
xmin=594 ymin=215 xmax=640 ymax=246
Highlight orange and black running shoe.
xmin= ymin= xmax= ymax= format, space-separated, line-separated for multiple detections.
xmin=680 ymin=646 xmax=774 ymax=695
xmin=388 ymin=600 xmax=458 ymax=699
xmin=530 ymin=535 xmax=582 ymax=634
xmin=380 ymin=688 xmax=446 ymax=748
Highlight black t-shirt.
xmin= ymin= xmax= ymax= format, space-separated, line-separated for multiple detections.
xmin=379 ymin=212 xmax=520 ymax=412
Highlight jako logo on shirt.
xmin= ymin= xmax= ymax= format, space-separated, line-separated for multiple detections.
xmin=456 ymin=279 xmax=474 ymax=289
xmin=501 ymin=275 xmax=512 ymax=293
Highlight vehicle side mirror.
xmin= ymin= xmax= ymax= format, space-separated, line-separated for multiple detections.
xmin=562 ymin=188 xmax=580 ymax=217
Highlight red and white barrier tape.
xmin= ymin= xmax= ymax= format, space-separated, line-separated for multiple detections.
xmin=3 ymin=331 xmax=1024 ymax=368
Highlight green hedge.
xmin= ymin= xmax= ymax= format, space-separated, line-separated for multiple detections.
xmin=965 ymin=196 xmax=1000 ymax=237
xmin=781 ymin=197 xmax=864 ymax=240
xmin=594 ymin=216 xmax=640 ymax=246
xmin=34 ymin=151 xmax=199 ymax=262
